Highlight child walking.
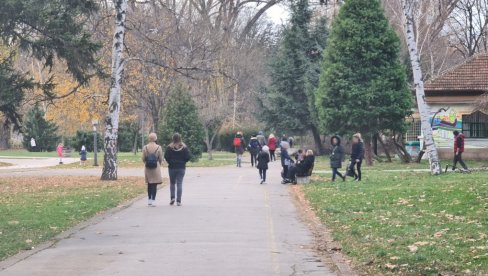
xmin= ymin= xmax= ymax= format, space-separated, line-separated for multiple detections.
xmin=257 ymin=146 xmax=270 ymax=184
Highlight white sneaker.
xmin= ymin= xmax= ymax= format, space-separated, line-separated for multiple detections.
xmin=148 ymin=199 xmax=152 ymax=206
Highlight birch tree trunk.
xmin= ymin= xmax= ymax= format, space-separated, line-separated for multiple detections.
xmin=402 ymin=0 xmax=442 ymax=175
xmin=101 ymin=0 xmax=128 ymax=180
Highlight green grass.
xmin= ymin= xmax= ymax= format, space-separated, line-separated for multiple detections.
xmin=303 ymin=171 xmax=488 ymax=275
xmin=0 ymin=176 xmax=145 ymax=261
xmin=313 ymin=155 xmax=488 ymax=171
xmin=53 ymin=151 xmax=239 ymax=169
xmin=0 ymin=150 xmax=58 ymax=158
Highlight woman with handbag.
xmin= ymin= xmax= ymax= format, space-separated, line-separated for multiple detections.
xmin=142 ymin=133 xmax=163 ymax=206
xmin=347 ymin=133 xmax=365 ymax=181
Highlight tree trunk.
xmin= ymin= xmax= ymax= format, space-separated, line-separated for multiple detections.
xmin=311 ymin=124 xmax=325 ymax=155
xmin=101 ymin=0 xmax=128 ymax=180
xmin=364 ymin=135 xmax=373 ymax=166
xmin=402 ymin=0 xmax=441 ymax=175
xmin=376 ymin=133 xmax=392 ymax=162
xmin=0 ymin=123 xmax=10 ymax=150
xmin=204 ymin=127 xmax=213 ymax=160
xmin=393 ymin=132 xmax=412 ymax=163
xmin=132 ymin=131 xmax=138 ymax=155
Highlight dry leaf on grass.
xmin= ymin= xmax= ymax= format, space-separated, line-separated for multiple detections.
xmin=385 ymin=263 xmax=398 ymax=270
xmin=407 ymin=245 xmax=418 ymax=253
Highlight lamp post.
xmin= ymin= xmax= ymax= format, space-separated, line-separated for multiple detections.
xmin=92 ymin=119 xmax=99 ymax=166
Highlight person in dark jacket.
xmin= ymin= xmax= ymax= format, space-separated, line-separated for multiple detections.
xmin=287 ymin=150 xmax=315 ymax=184
xmin=248 ymin=135 xmax=261 ymax=167
xmin=452 ymin=130 xmax=469 ymax=171
xmin=257 ymin=146 xmax=270 ymax=184
xmin=79 ymin=145 xmax=87 ymax=166
xmin=164 ymin=133 xmax=191 ymax=206
xmin=280 ymin=143 xmax=293 ymax=184
xmin=234 ymin=132 xmax=245 ymax=167
xmin=330 ymin=136 xmax=345 ymax=182
xmin=347 ymin=133 xmax=364 ymax=181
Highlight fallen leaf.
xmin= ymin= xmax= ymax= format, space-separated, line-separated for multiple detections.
xmin=408 ymin=245 xmax=418 ymax=253
xmin=390 ymin=256 xmax=400 ymax=260
xmin=25 ymin=239 xmax=32 ymax=244
xmin=385 ymin=263 xmax=397 ymax=270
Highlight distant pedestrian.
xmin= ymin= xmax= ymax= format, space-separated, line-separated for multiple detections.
xmin=288 ymin=136 xmax=294 ymax=148
xmin=248 ymin=134 xmax=261 ymax=167
xmin=451 ymin=130 xmax=469 ymax=172
xmin=30 ymin=138 xmax=36 ymax=150
xmin=257 ymin=145 xmax=270 ymax=184
xmin=164 ymin=133 xmax=191 ymax=206
xmin=233 ymin=131 xmax=245 ymax=167
xmin=280 ymin=134 xmax=288 ymax=149
xmin=56 ymin=143 xmax=64 ymax=164
xmin=280 ymin=142 xmax=293 ymax=184
xmin=330 ymin=136 xmax=345 ymax=182
xmin=142 ymin=133 xmax=163 ymax=207
xmin=79 ymin=145 xmax=87 ymax=166
xmin=268 ymin=134 xmax=277 ymax=161
xmin=347 ymin=133 xmax=364 ymax=181
xmin=256 ymin=131 xmax=267 ymax=147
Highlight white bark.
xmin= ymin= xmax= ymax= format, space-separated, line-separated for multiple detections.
xmin=402 ymin=0 xmax=442 ymax=175
xmin=102 ymin=0 xmax=128 ymax=180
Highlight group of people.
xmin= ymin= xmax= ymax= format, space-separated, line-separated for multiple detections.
xmin=142 ymin=132 xmax=191 ymax=207
xmin=233 ymin=131 xmax=314 ymax=185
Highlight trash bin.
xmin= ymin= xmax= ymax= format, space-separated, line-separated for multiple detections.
xmin=405 ymin=141 xmax=421 ymax=157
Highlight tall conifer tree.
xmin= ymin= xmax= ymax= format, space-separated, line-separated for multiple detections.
xmin=316 ymin=0 xmax=412 ymax=165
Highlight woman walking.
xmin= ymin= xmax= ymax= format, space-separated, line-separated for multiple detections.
xmin=330 ymin=136 xmax=345 ymax=182
xmin=164 ymin=133 xmax=191 ymax=206
xmin=348 ymin=133 xmax=365 ymax=181
xmin=248 ymin=134 xmax=261 ymax=167
xmin=142 ymin=133 xmax=163 ymax=207
xmin=267 ymin=134 xmax=277 ymax=161
xmin=257 ymin=145 xmax=270 ymax=184
xmin=280 ymin=142 xmax=293 ymax=184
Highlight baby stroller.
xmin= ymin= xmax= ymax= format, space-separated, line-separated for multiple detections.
xmin=281 ymin=160 xmax=296 ymax=184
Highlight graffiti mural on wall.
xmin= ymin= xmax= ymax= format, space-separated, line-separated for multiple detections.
xmin=430 ymin=109 xmax=462 ymax=147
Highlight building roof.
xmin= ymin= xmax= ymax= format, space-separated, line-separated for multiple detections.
xmin=424 ymin=54 xmax=488 ymax=92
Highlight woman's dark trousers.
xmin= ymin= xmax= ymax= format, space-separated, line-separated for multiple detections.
xmin=147 ymin=184 xmax=158 ymax=200
xmin=332 ymin=168 xmax=344 ymax=181
xmin=169 ymin=168 xmax=186 ymax=203
xmin=270 ymin=150 xmax=276 ymax=161
xmin=251 ymin=153 xmax=257 ymax=167
xmin=259 ymin=169 xmax=267 ymax=182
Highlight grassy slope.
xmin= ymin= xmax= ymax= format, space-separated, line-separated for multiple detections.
xmin=303 ymin=171 xmax=488 ymax=275
xmin=0 ymin=176 xmax=145 ymax=260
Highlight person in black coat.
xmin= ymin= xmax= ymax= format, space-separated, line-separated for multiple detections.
xmin=348 ymin=133 xmax=365 ymax=181
xmin=256 ymin=146 xmax=270 ymax=184
xmin=330 ymin=136 xmax=345 ymax=182
xmin=164 ymin=133 xmax=192 ymax=206
xmin=287 ymin=149 xmax=315 ymax=184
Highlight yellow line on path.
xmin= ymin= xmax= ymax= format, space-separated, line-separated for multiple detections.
xmin=263 ymin=188 xmax=281 ymax=275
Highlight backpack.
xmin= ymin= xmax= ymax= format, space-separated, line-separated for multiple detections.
xmin=250 ymin=139 xmax=260 ymax=149
xmin=145 ymin=146 xmax=160 ymax=169
xmin=233 ymin=137 xmax=242 ymax=147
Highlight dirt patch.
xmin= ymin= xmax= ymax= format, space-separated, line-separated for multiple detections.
xmin=289 ymin=185 xmax=357 ymax=276
xmin=0 ymin=162 xmax=12 ymax=167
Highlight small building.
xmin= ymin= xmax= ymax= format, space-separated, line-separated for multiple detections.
xmin=407 ymin=54 xmax=488 ymax=160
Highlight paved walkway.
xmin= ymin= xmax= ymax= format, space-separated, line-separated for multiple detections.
xmin=0 ymin=162 xmax=337 ymax=276
xmin=0 ymin=157 xmax=78 ymax=170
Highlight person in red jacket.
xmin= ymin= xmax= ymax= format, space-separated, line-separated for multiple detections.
xmin=452 ymin=130 xmax=469 ymax=171
xmin=267 ymin=134 xmax=277 ymax=161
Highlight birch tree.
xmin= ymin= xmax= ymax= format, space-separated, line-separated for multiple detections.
xmin=101 ymin=0 xmax=128 ymax=180
xmin=402 ymin=0 xmax=442 ymax=175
